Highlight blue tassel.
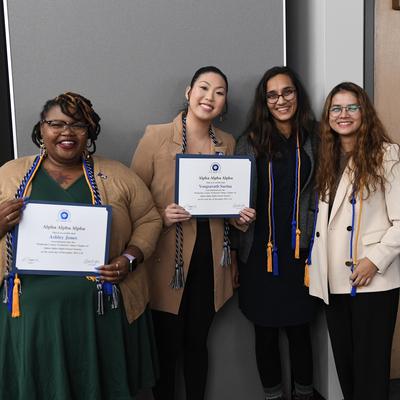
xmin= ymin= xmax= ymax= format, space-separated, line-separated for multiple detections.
xmin=7 ymin=276 xmax=14 ymax=313
xmin=350 ymin=286 xmax=357 ymax=297
xmin=291 ymin=221 xmax=297 ymax=250
xmin=273 ymin=247 xmax=279 ymax=276
xmin=103 ymin=282 xmax=113 ymax=296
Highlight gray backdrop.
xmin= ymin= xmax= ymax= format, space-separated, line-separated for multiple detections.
xmin=8 ymin=0 xmax=284 ymax=163
xmin=6 ymin=1 xmax=284 ymax=399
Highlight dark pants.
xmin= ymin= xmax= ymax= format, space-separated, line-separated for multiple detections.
xmin=326 ymin=289 xmax=399 ymax=400
xmin=254 ymin=323 xmax=314 ymax=389
xmin=152 ymin=221 xmax=215 ymax=400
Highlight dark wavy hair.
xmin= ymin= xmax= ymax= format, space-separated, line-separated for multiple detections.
xmin=243 ymin=66 xmax=315 ymax=157
xmin=185 ymin=65 xmax=229 ymax=116
xmin=32 ymin=92 xmax=101 ymax=154
xmin=316 ymin=82 xmax=393 ymax=200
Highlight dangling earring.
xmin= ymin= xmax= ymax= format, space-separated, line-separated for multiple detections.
xmin=39 ymin=139 xmax=47 ymax=157
xmin=219 ymin=114 xmax=224 ymax=122
xmin=82 ymin=149 xmax=91 ymax=160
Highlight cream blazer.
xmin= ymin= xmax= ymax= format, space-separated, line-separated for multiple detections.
xmin=309 ymin=144 xmax=400 ymax=304
xmin=131 ymin=113 xmax=236 ymax=314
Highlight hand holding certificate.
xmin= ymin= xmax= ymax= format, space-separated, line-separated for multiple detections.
xmin=13 ymin=201 xmax=111 ymax=276
xmin=175 ymin=155 xmax=253 ymax=217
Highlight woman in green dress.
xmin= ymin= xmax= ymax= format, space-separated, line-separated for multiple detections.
xmin=0 ymin=92 xmax=162 ymax=400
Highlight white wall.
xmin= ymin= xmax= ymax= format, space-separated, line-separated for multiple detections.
xmin=286 ymin=0 xmax=364 ymax=399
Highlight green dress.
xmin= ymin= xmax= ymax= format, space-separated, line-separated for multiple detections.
xmin=0 ymin=168 xmax=158 ymax=400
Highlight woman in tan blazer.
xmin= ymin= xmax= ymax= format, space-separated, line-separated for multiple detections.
xmin=131 ymin=66 xmax=255 ymax=400
xmin=309 ymin=82 xmax=400 ymax=400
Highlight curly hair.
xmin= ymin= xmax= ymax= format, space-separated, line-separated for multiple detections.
xmin=31 ymin=92 xmax=101 ymax=154
xmin=243 ymin=66 xmax=315 ymax=157
xmin=316 ymin=82 xmax=392 ymax=200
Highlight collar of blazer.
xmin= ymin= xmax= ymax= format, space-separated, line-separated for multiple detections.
xmin=328 ymin=159 xmax=354 ymax=226
xmin=171 ymin=113 xmax=226 ymax=156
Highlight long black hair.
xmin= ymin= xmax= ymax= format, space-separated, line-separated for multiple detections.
xmin=244 ymin=66 xmax=315 ymax=157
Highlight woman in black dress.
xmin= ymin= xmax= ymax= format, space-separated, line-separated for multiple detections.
xmin=234 ymin=66 xmax=318 ymax=400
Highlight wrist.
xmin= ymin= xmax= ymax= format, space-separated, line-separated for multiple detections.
xmin=122 ymin=253 xmax=137 ymax=272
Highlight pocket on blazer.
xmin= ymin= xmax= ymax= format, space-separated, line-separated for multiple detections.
xmin=361 ymin=229 xmax=387 ymax=246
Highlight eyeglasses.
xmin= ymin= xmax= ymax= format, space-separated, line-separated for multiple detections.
xmin=266 ymin=87 xmax=296 ymax=104
xmin=41 ymin=120 xmax=89 ymax=134
xmin=329 ymin=104 xmax=361 ymax=116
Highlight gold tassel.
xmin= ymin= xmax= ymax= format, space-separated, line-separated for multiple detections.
xmin=295 ymin=229 xmax=301 ymax=259
xmin=11 ymin=274 xmax=21 ymax=318
xmin=304 ymin=263 xmax=310 ymax=287
xmin=267 ymin=242 xmax=273 ymax=272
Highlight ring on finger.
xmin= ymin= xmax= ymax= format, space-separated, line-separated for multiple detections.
xmin=5 ymin=215 xmax=10 ymax=222
xmin=117 ymin=270 xmax=120 ymax=277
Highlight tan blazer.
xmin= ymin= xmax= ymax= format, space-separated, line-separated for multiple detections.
xmin=309 ymin=144 xmax=400 ymax=304
xmin=131 ymin=113 xmax=236 ymax=314
xmin=0 ymin=156 xmax=162 ymax=323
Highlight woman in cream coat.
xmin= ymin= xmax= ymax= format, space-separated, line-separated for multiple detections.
xmin=131 ymin=66 xmax=255 ymax=400
xmin=309 ymin=82 xmax=400 ymax=400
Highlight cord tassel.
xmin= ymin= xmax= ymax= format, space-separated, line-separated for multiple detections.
xmin=291 ymin=221 xmax=297 ymax=250
xmin=304 ymin=263 xmax=310 ymax=287
xmin=295 ymin=228 xmax=301 ymax=259
xmin=96 ymin=282 xmax=104 ymax=315
xmin=11 ymin=274 xmax=21 ymax=318
xmin=2 ymin=277 xmax=9 ymax=304
xmin=170 ymin=263 xmax=185 ymax=289
xmin=111 ymin=284 xmax=119 ymax=309
xmin=220 ymin=244 xmax=231 ymax=267
xmin=267 ymin=242 xmax=273 ymax=272
xmin=272 ymin=247 xmax=279 ymax=276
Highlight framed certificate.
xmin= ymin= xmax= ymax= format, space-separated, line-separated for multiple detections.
xmin=12 ymin=200 xmax=112 ymax=276
xmin=175 ymin=154 xmax=253 ymax=217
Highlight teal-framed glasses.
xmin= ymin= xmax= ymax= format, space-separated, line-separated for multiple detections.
xmin=41 ymin=120 xmax=89 ymax=135
xmin=329 ymin=104 xmax=361 ymax=117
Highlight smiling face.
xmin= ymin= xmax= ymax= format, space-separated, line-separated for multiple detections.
xmin=186 ymin=72 xmax=227 ymax=122
xmin=328 ymin=90 xmax=362 ymax=145
xmin=266 ymin=73 xmax=298 ymax=127
xmin=40 ymin=105 xmax=88 ymax=167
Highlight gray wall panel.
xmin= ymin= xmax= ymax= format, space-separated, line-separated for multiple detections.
xmin=8 ymin=0 xmax=284 ymax=164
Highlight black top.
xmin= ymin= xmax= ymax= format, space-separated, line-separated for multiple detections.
xmin=238 ymin=132 xmax=316 ymax=327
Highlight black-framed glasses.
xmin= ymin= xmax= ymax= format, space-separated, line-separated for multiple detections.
xmin=329 ymin=104 xmax=361 ymax=116
xmin=41 ymin=120 xmax=89 ymax=134
xmin=266 ymin=87 xmax=296 ymax=104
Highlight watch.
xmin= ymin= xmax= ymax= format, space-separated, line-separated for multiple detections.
xmin=122 ymin=253 xmax=137 ymax=272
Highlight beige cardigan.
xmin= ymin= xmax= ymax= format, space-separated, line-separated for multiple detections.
xmin=0 ymin=155 xmax=162 ymax=323
xmin=131 ymin=113 xmax=236 ymax=314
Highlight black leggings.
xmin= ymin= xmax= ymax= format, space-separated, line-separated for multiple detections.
xmin=152 ymin=221 xmax=215 ymax=400
xmin=254 ymin=323 xmax=313 ymax=389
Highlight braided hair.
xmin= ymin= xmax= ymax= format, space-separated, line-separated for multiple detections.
xmin=31 ymin=92 xmax=101 ymax=154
